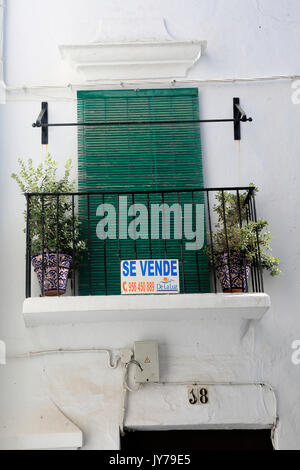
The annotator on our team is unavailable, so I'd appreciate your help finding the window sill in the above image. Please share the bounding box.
[23,293,270,328]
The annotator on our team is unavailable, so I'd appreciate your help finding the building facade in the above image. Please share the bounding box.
[0,0,300,450]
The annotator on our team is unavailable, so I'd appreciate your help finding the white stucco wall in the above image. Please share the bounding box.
[0,0,300,449]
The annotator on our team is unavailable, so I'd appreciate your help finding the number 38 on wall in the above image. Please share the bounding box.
[188,386,209,405]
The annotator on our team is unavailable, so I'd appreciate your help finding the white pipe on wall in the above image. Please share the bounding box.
[0,1,5,103]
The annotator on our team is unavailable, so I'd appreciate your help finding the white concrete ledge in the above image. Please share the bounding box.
[125,383,276,431]
[0,400,82,450]
[23,293,270,328]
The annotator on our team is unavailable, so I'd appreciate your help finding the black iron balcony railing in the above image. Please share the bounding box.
[24,186,264,298]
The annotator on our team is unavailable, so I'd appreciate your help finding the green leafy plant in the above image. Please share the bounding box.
[205,186,281,276]
[11,155,86,263]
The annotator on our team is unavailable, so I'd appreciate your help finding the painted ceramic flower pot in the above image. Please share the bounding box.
[216,252,251,292]
[31,252,72,296]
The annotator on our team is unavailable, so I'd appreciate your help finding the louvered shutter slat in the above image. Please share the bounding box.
[77,89,210,295]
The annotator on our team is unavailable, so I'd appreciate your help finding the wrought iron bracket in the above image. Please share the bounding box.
[233,97,251,140]
[32,101,48,145]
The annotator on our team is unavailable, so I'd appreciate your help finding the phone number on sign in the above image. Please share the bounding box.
[125,281,155,293]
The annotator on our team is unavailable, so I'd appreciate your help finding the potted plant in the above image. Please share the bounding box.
[205,187,280,292]
[12,155,86,296]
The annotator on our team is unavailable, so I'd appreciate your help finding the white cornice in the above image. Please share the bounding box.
[59,40,207,82]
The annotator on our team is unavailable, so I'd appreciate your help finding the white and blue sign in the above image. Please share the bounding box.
[121,259,180,295]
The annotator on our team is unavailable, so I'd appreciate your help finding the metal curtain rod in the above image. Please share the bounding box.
[32,98,253,144]
[24,186,255,197]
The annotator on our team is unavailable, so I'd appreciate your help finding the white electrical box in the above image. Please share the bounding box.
[134,341,159,383]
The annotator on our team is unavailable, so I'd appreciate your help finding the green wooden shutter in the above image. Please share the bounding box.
[77,88,210,295]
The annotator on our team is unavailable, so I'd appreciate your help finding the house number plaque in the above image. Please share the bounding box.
[188,386,209,405]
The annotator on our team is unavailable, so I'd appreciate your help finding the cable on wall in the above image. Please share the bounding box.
[2,73,299,104]
[5,73,300,93]
[8,348,122,369]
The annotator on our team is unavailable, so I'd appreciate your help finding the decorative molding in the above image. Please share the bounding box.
[60,41,206,82]
[59,40,206,81]
[59,16,206,82]
[92,16,174,43]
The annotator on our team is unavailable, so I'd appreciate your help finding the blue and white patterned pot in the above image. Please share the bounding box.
[216,252,251,292]
[32,252,72,296]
